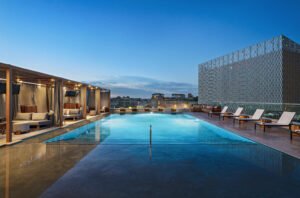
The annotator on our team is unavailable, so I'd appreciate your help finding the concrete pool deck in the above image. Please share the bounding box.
[189,112,300,159]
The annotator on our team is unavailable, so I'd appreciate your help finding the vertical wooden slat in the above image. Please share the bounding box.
[59,81,64,127]
[95,89,101,114]
[108,91,111,112]
[81,86,87,119]
[6,68,12,143]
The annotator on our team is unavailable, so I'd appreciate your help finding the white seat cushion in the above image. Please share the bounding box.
[15,113,32,120]
[63,109,70,115]
[69,109,80,115]
[32,113,48,120]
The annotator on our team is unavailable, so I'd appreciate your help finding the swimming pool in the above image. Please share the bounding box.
[46,113,254,145]
[42,113,300,197]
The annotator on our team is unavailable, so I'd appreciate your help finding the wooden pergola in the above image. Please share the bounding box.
[0,62,109,143]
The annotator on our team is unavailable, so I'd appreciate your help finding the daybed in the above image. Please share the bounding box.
[13,112,52,129]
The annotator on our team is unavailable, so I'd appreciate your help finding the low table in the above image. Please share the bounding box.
[260,118,272,123]
[13,123,30,135]
[257,118,272,129]
[89,110,96,116]
[290,122,300,140]
[239,115,250,119]
[237,115,250,124]
[0,122,5,134]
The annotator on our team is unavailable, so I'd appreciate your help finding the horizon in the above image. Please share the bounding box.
[1,0,300,97]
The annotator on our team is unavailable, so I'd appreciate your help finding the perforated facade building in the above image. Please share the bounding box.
[198,35,300,113]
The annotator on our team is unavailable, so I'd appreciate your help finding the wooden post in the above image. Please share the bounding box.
[107,90,111,112]
[81,86,87,119]
[6,69,12,143]
[95,89,101,114]
[59,81,64,127]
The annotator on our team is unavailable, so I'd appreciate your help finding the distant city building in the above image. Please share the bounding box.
[151,93,164,100]
[187,93,194,99]
[152,93,198,108]
[198,35,300,113]
[111,96,150,108]
[112,93,198,109]
[171,93,185,99]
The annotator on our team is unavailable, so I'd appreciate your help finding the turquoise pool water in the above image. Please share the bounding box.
[46,113,254,145]
[42,113,300,197]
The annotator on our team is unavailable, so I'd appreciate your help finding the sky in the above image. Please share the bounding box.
[0,0,300,97]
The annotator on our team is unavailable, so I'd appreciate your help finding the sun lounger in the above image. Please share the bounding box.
[220,107,243,120]
[233,109,264,125]
[254,111,295,132]
[208,106,228,118]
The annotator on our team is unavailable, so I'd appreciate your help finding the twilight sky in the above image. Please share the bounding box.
[0,0,300,97]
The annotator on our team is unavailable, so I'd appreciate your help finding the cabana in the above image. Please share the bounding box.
[0,62,110,143]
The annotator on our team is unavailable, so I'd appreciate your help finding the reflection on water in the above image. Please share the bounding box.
[46,122,111,145]
[41,144,300,197]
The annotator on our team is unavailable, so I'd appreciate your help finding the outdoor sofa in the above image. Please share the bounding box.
[13,112,52,129]
[63,108,82,120]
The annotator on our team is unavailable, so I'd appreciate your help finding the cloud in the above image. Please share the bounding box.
[86,76,197,98]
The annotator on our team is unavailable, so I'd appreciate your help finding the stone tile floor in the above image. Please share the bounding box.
[190,112,300,159]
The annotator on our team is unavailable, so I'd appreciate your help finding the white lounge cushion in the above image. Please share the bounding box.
[221,106,228,113]
[63,109,70,115]
[69,109,80,115]
[64,114,80,118]
[15,113,32,120]
[233,107,243,116]
[32,113,48,120]
[89,110,96,116]
[251,109,264,120]
[277,112,295,125]
[13,120,32,124]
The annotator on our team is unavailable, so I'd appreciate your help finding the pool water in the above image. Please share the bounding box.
[46,113,253,145]
[41,113,300,197]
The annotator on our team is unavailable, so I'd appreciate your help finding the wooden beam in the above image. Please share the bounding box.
[59,81,64,127]
[81,86,87,119]
[6,68,12,143]
[95,89,101,114]
[107,91,111,112]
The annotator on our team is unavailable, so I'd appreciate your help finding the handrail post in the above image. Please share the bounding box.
[149,125,152,146]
